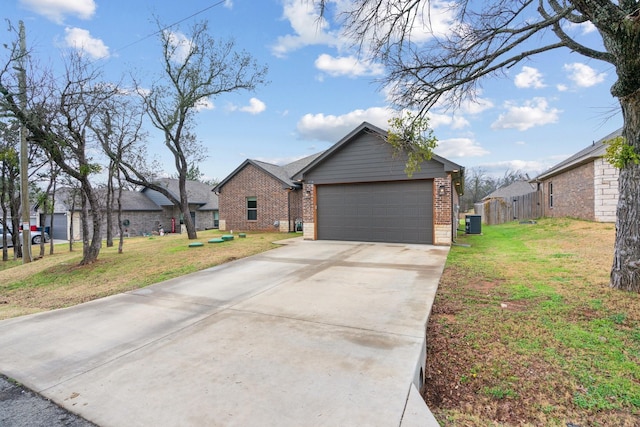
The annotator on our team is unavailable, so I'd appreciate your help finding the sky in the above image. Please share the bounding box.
[2,0,624,182]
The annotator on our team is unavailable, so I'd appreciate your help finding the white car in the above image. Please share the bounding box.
[0,228,50,248]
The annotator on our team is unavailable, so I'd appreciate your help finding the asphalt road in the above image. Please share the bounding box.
[0,375,95,427]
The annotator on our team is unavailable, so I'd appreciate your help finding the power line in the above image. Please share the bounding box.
[110,0,227,58]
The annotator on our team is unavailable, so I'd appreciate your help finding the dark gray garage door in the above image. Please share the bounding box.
[43,213,68,240]
[317,180,433,244]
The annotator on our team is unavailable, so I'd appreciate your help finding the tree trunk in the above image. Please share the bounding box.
[179,177,197,239]
[611,91,640,292]
[105,162,114,247]
[79,179,102,265]
[117,182,124,254]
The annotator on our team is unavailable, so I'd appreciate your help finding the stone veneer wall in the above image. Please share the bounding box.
[593,158,618,223]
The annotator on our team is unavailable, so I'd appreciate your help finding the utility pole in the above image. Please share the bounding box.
[18,21,32,263]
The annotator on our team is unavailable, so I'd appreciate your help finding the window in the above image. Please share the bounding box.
[549,182,554,208]
[213,211,219,228]
[247,197,257,220]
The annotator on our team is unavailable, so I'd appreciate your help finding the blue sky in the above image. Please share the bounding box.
[3,0,623,182]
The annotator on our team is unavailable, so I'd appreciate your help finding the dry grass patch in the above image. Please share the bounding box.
[424,218,639,427]
[0,230,293,320]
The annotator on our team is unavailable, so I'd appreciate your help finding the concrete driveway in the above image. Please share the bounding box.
[0,238,447,426]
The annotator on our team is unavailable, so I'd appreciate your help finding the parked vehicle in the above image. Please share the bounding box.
[0,228,50,248]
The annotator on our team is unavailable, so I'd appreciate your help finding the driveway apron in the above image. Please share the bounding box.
[0,239,447,426]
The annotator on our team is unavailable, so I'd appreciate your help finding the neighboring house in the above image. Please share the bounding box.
[534,128,622,223]
[477,180,542,225]
[141,178,219,232]
[482,180,536,201]
[41,179,218,240]
[215,122,465,245]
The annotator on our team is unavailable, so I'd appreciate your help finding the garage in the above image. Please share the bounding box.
[293,122,464,246]
[317,181,433,244]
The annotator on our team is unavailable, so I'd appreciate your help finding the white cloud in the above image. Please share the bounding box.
[296,107,394,141]
[223,0,233,9]
[491,97,561,131]
[480,159,547,176]
[194,97,214,111]
[458,97,494,115]
[563,63,607,87]
[164,30,193,64]
[64,27,109,59]
[434,137,489,158]
[271,0,339,57]
[228,98,266,115]
[314,54,384,78]
[20,0,96,23]
[240,98,266,114]
[427,112,469,130]
[404,0,460,43]
[556,83,568,92]
[514,66,545,89]
[566,21,596,35]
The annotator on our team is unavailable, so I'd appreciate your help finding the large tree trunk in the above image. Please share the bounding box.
[611,92,640,292]
[80,180,102,265]
[179,176,197,239]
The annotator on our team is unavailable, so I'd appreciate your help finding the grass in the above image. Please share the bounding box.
[423,218,640,426]
[0,229,294,320]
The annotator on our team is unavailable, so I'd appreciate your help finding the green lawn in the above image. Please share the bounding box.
[0,229,293,320]
[424,218,639,427]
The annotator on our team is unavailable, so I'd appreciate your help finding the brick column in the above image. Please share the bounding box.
[434,176,452,245]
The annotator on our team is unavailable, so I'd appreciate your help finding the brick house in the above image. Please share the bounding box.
[213,154,323,233]
[215,122,465,245]
[140,178,219,232]
[534,128,622,222]
[44,179,218,240]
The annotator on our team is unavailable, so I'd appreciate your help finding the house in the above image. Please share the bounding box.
[482,180,536,201]
[141,178,219,232]
[215,122,465,245]
[42,179,218,240]
[533,128,622,223]
[213,153,323,233]
[477,180,542,225]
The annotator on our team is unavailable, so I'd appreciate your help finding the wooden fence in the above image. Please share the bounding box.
[474,191,544,225]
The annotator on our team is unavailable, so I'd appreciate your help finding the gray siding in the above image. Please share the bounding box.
[304,132,447,184]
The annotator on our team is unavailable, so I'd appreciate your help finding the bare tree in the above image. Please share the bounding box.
[0,36,118,264]
[91,93,146,253]
[320,0,640,292]
[134,19,268,239]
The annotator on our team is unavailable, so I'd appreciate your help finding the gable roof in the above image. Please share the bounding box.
[483,180,536,201]
[51,187,163,212]
[214,152,324,193]
[293,121,463,180]
[291,121,465,194]
[142,178,218,210]
[535,127,623,181]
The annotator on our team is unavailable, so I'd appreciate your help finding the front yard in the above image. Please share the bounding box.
[0,230,290,320]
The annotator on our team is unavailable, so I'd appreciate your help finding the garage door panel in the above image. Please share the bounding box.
[317,181,433,244]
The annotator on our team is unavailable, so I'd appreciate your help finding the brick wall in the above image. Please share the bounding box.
[218,164,301,231]
[593,158,618,222]
[542,161,595,221]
